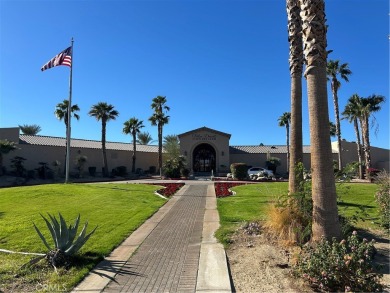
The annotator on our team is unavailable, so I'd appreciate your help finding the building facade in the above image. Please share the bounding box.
[0,127,388,177]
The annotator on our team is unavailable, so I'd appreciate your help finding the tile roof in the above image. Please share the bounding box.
[19,135,159,153]
[230,145,337,154]
[19,135,338,154]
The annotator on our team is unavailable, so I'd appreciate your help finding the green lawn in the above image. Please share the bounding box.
[216,182,381,245]
[0,183,167,292]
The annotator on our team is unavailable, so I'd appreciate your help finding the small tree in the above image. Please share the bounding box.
[0,139,17,175]
[10,156,26,177]
[75,155,87,178]
[266,157,281,174]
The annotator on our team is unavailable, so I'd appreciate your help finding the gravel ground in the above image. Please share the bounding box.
[226,224,389,293]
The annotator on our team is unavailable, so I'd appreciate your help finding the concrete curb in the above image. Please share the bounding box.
[72,186,187,292]
[196,184,232,292]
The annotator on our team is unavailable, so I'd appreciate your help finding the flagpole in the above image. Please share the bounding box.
[65,38,74,183]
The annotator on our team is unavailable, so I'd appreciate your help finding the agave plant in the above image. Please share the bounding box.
[33,213,97,268]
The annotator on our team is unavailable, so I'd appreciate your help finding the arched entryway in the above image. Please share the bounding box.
[192,143,216,173]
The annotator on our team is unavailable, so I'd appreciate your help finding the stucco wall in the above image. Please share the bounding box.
[2,143,158,177]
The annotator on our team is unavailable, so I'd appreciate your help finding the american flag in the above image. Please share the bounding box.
[41,46,72,71]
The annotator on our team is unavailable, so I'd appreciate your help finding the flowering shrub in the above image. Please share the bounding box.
[292,231,383,292]
[214,182,246,198]
[147,183,184,197]
[374,170,390,229]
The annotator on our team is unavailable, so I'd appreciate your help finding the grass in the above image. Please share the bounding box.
[0,183,167,292]
[216,182,381,246]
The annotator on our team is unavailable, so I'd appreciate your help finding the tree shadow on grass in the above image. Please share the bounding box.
[337,202,376,209]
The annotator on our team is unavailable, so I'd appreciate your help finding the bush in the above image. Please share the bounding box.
[230,163,247,180]
[149,166,156,174]
[374,170,390,229]
[292,231,383,292]
[10,156,26,177]
[163,156,187,178]
[111,166,127,177]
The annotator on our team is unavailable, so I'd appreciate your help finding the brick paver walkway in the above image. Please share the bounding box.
[103,184,207,293]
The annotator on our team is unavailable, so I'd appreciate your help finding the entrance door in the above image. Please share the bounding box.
[193,143,216,172]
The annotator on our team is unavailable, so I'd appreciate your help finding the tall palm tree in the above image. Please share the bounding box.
[286,0,304,194]
[54,99,80,127]
[299,0,341,241]
[149,96,170,174]
[137,131,155,145]
[19,124,42,135]
[89,102,119,177]
[278,112,291,173]
[123,117,144,173]
[359,94,385,177]
[54,100,80,171]
[326,60,352,170]
[342,94,364,179]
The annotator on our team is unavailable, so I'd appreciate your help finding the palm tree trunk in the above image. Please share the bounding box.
[287,0,303,194]
[353,118,363,179]
[158,123,163,174]
[300,0,341,241]
[331,86,343,170]
[102,121,108,177]
[289,74,303,193]
[286,125,290,173]
[361,115,371,177]
[132,133,136,173]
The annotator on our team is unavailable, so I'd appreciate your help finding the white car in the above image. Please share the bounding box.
[247,167,274,178]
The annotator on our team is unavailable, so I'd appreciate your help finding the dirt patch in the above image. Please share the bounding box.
[226,224,390,293]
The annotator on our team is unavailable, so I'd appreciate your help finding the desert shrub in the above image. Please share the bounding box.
[292,231,383,292]
[230,163,247,180]
[374,170,390,229]
[265,188,312,246]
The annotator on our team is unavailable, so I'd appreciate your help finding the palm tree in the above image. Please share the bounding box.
[359,94,385,178]
[300,0,341,241]
[278,112,291,173]
[286,0,304,194]
[326,60,352,170]
[19,124,42,135]
[54,99,80,127]
[0,139,17,176]
[163,134,180,161]
[137,131,155,145]
[329,121,337,138]
[89,102,119,177]
[149,96,170,174]
[342,94,364,179]
[123,117,144,173]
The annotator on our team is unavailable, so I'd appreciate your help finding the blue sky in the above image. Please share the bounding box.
[0,0,388,149]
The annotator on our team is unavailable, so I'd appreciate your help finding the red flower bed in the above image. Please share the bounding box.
[147,183,185,197]
[214,182,246,198]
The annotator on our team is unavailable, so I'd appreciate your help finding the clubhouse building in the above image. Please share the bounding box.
[1,126,389,177]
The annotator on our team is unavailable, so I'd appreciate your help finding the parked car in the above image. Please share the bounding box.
[247,167,274,178]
